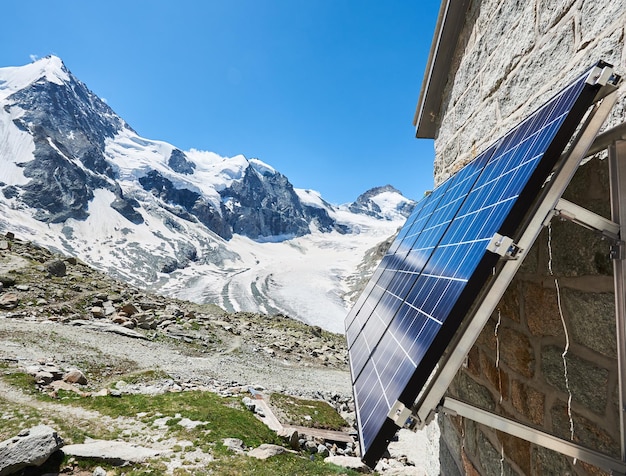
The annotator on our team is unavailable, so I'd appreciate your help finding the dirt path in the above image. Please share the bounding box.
[0,318,352,398]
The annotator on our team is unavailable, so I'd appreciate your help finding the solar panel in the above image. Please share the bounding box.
[346,62,614,467]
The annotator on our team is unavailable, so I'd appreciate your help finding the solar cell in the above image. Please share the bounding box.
[346,62,611,467]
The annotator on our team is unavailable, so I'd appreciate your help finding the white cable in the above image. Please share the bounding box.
[548,224,575,445]
[495,308,503,404]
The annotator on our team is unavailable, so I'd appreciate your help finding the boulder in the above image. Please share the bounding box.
[63,369,88,385]
[247,443,286,460]
[0,425,64,476]
[324,455,371,473]
[45,259,66,277]
[121,303,139,316]
[0,293,19,309]
[222,438,245,453]
[317,443,330,456]
[0,274,16,287]
[62,439,165,464]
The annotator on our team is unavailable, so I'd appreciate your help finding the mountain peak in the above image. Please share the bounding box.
[349,185,415,221]
[0,55,70,100]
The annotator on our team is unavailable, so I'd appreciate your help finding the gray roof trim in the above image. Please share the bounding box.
[414,0,472,139]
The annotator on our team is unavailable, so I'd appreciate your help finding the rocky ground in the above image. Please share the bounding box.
[0,234,439,475]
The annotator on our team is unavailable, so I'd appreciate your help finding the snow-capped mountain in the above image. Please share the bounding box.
[0,56,416,333]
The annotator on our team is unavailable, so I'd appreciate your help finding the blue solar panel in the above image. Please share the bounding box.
[346,63,609,467]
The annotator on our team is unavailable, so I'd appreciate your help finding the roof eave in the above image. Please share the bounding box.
[414,0,472,139]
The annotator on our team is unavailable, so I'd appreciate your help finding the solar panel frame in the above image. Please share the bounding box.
[346,62,614,468]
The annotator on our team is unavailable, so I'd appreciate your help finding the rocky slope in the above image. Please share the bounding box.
[0,232,349,383]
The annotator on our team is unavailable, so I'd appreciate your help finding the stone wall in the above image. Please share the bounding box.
[432,0,626,474]
[434,0,626,184]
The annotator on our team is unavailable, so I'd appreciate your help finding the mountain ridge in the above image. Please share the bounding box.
[0,56,417,332]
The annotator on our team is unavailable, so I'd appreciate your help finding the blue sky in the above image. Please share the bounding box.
[1,1,440,204]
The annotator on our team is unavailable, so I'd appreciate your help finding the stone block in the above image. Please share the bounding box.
[481,4,535,98]
[541,346,609,414]
[498,284,520,324]
[455,372,496,412]
[499,327,535,378]
[461,449,482,476]
[549,220,611,277]
[466,346,482,378]
[464,418,478,458]
[510,379,545,426]
[524,281,563,337]
[537,0,577,34]
[476,430,517,476]
[439,413,463,460]
[580,0,625,47]
[499,20,576,121]
[475,317,497,352]
[550,400,619,457]
[532,445,574,475]
[478,350,509,402]
[497,430,532,476]
[439,435,464,476]
[563,288,616,358]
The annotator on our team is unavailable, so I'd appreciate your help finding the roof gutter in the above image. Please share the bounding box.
[414,0,472,139]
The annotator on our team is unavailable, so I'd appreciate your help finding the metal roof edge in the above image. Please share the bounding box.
[414,0,472,139]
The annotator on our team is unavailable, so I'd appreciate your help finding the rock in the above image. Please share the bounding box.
[70,319,149,340]
[304,440,318,453]
[324,455,371,472]
[107,294,123,303]
[247,443,286,460]
[93,467,107,476]
[0,293,19,309]
[91,306,105,318]
[62,439,165,464]
[317,443,330,456]
[121,303,139,315]
[34,371,55,385]
[0,275,16,287]
[63,369,88,385]
[242,396,256,412]
[45,259,66,277]
[223,438,245,453]
[0,425,64,476]
[49,380,88,397]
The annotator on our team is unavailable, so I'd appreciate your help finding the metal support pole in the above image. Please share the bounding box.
[608,139,626,462]
[441,397,626,475]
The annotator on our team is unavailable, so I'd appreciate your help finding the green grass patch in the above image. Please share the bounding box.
[0,395,45,440]
[55,389,281,455]
[112,368,171,386]
[206,452,365,475]
[269,393,347,430]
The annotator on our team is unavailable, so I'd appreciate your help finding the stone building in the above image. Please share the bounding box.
[414,0,626,474]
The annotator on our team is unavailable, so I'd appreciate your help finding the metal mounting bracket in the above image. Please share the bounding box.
[388,401,414,428]
[487,233,522,259]
[553,198,620,241]
[611,241,626,261]
[587,63,620,87]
